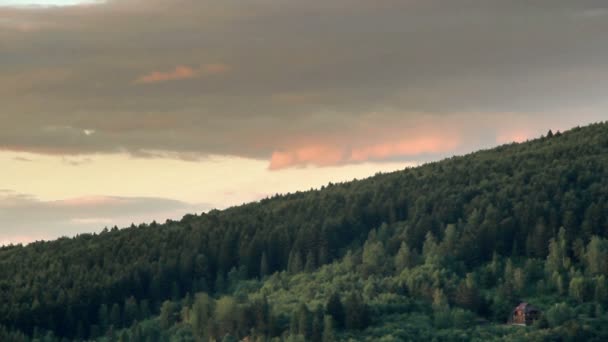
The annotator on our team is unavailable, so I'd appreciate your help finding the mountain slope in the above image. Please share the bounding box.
[1,121,608,341]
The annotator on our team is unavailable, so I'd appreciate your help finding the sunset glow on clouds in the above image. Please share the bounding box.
[0,151,410,244]
[134,64,231,84]
[135,66,197,84]
[1,0,608,243]
[269,136,461,170]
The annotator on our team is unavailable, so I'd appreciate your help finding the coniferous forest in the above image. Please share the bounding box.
[2,122,608,341]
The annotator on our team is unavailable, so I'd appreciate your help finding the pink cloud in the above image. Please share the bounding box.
[134,63,230,84]
[269,135,460,170]
[135,65,196,84]
[350,137,460,162]
[270,145,345,170]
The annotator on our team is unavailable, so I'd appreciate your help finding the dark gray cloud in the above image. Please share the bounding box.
[0,190,205,244]
[1,0,607,165]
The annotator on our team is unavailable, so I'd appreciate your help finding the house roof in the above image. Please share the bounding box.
[513,302,539,313]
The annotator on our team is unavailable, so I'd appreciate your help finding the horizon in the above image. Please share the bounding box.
[2,0,608,244]
[0,124,595,247]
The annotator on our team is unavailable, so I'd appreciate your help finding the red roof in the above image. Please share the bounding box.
[514,302,539,313]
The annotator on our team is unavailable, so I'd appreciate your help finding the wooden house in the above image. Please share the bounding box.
[509,302,541,326]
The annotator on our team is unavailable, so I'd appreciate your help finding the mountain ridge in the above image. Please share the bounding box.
[1,120,608,341]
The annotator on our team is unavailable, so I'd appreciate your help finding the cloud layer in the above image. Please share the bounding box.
[134,64,230,84]
[1,0,607,168]
[0,190,202,245]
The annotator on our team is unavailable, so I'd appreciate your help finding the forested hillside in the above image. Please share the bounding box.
[2,122,608,341]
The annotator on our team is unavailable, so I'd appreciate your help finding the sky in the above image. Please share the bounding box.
[0,0,101,6]
[1,0,607,245]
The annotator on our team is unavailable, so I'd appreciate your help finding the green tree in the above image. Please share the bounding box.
[124,296,138,327]
[394,241,414,273]
[342,250,355,272]
[98,304,109,331]
[344,293,369,330]
[296,303,311,338]
[569,277,588,303]
[362,239,386,276]
[423,232,441,266]
[545,303,574,328]
[260,252,270,278]
[586,236,608,276]
[110,303,122,328]
[139,299,151,320]
[215,296,238,336]
[159,301,179,329]
[325,293,345,329]
[454,273,480,312]
[289,310,299,337]
[190,293,214,339]
[305,250,317,273]
[526,219,550,258]
[595,275,608,305]
[311,306,323,342]
[546,227,570,275]
[322,315,335,342]
[513,267,526,294]
[288,251,303,274]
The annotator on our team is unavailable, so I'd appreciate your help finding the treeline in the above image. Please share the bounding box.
[119,290,367,342]
[1,121,608,340]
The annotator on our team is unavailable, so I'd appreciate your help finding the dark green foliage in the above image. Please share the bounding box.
[325,293,345,329]
[296,303,312,338]
[2,121,608,340]
[343,293,369,330]
[158,300,179,329]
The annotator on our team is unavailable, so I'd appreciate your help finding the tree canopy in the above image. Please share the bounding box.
[2,122,608,341]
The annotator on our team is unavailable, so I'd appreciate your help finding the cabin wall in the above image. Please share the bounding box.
[512,310,525,324]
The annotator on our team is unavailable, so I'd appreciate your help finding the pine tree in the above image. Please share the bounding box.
[305,250,317,272]
[123,296,138,327]
[594,276,608,305]
[325,293,345,329]
[297,303,311,338]
[98,304,109,332]
[110,303,122,328]
[454,274,480,312]
[395,241,413,273]
[159,301,178,329]
[344,293,369,330]
[215,296,238,336]
[322,315,335,342]
[288,251,303,274]
[139,299,151,320]
[191,293,214,339]
[569,277,588,303]
[311,305,324,342]
[432,289,450,328]
[289,311,299,336]
[260,252,269,278]
[586,236,608,276]
[422,232,441,266]
[546,227,570,275]
[362,239,386,276]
